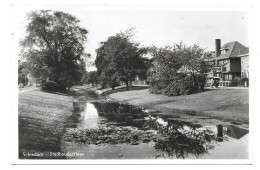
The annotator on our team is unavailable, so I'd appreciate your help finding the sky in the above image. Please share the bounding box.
[12,4,249,71]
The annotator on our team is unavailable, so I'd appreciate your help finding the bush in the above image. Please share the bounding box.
[149,74,205,96]
[161,81,179,96]
[149,79,170,94]
[41,81,62,92]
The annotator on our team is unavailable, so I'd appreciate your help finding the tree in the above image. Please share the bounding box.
[20,10,88,91]
[18,60,30,85]
[95,38,120,90]
[148,44,184,82]
[148,43,209,96]
[136,57,153,82]
[95,28,148,90]
[178,44,208,89]
[81,71,98,87]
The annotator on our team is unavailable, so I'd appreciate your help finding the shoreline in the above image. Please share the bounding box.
[107,88,249,124]
[18,85,249,160]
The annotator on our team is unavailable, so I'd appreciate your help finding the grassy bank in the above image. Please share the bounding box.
[18,89,74,159]
[109,88,249,123]
[101,85,150,95]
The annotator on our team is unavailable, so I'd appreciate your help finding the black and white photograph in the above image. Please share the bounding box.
[9,0,258,165]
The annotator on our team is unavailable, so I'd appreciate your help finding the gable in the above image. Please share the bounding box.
[230,42,249,58]
[217,41,249,60]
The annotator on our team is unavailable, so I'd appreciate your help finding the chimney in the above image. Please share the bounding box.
[215,39,221,67]
[215,39,221,57]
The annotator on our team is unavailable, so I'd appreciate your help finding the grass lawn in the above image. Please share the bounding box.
[18,89,74,159]
[109,88,249,123]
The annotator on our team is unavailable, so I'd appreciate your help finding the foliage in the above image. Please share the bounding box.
[136,57,153,81]
[41,81,60,92]
[18,76,28,86]
[81,71,98,87]
[20,10,88,91]
[148,43,208,96]
[95,28,149,90]
[18,60,30,85]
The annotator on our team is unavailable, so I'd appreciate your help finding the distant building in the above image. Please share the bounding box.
[27,73,36,85]
[205,39,249,87]
[132,75,147,85]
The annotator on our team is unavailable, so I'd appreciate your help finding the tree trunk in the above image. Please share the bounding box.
[112,79,116,90]
[200,84,204,92]
[125,80,129,91]
[130,80,132,89]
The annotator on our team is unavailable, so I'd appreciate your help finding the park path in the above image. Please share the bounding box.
[18,84,37,93]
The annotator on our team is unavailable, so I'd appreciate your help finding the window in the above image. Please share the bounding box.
[229,74,233,80]
[221,49,228,55]
[224,74,228,80]
[222,67,226,71]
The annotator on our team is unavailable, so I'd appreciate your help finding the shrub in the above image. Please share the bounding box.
[149,79,169,94]
[149,73,205,96]
[162,81,179,96]
[41,81,62,92]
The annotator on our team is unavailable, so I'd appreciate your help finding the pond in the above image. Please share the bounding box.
[60,89,249,159]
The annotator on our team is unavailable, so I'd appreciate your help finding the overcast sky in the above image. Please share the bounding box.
[12,4,249,70]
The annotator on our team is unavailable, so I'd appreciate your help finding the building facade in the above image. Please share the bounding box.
[239,54,249,79]
[205,39,249,87]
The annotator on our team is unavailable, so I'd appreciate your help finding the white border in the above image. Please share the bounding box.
[8,0,258,166]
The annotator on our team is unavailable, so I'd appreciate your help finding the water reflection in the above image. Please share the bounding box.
[225,125,249,139]
[92,101,146,128]
[64,98,249,159]
[217,125,224,142]
[144,117,217,158]
[77,103,99,130]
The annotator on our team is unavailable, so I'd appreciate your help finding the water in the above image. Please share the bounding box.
[60,89,249,159]
[77,103,99,130]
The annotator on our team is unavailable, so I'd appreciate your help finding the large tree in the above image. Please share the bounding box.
[95,29,148,90]
[20,10,88,91]
[148,43,209,96]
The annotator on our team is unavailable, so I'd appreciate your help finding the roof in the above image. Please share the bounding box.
[217,41,249,60]
[204,41,249,61]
